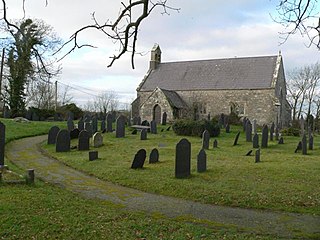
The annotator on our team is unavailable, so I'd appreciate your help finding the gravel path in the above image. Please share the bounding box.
[6,135,320,239]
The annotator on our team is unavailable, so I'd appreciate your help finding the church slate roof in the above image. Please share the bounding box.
[160,88,188,109]
[138,55,279,92]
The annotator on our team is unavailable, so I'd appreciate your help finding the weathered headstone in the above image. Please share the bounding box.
[233,131,240,146]
[246,150,253,156]
[89,151,98,161]
[255,149,260,163]
[67,111,74,121]
[219,113,225,127]
[84,122,93,137]
[261,125,268,148]
[309,135,313,150]
[225,123,230,133]
[106,114,113,133]
[253,133,259,148]
[131,149,146,169]
[253,119,257,135]
[128,117,132,127]
[92,116,98,134]
[275,125,280,141]
[175,138,191,178]
[242,117,247,132]
[78,120,84,131]
[101,120,106,132]
[116,115,126,138]
[278,137,284,144]
[197,149,207,173]
[162,112,167,125]
[149,148,159,163]
[56,130,70,152]
[295,141,302,153]
[93,132,103,148]
[245,120,252,142]
[213,139,218,148]
[70,128,80,139]
[150,120,157,134]
[302,134,307,155]
[78,130,90,151]
[140,129,147,140]
[270,122,275,141]
[202,130,210,150]
[47,126,60,145]
[166,126,171,131]
[0,122,5,166]
[67,118,74,132]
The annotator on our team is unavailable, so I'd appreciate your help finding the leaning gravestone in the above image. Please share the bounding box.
[197,149,207,173]
[246,150,253,156]
[140,129,147,140]
[0,122,5,166]
[106,114,113,133]
[93,132,103,148]
[309,135,313,150]
[78,130,90,151]
[253,133,259,148]
[302,134,307,155]
[175,138,191,178]
[233,131,240,146]
[56,130,70,152]
[131,149,146,169]
[78,120,84,131]
[255,149,260,163]
[202,130,210,150]
[84,122,93,137]
[116,115,126,138]
[47,126,60,145]
[162,112,167,125]
[67,118,74,132]
[295,141,302,153]
[261,125,268,148]
[70,128,80,139]
[149,148,159,163]
[270,122,275,141]
[150,120,157,134]
[245,120,252,142]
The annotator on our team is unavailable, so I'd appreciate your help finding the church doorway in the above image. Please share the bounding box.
[153,104,161,124]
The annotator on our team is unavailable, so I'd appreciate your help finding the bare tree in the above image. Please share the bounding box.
[58,84,74,106]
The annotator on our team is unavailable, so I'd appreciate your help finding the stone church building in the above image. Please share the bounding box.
[132,44,291,127]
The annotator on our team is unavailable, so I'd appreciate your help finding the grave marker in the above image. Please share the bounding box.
[140,129,147,140]
[175,139,191,178]
[302,134,307,155]
[116,115,126,138]
[245,120,252,142]
[93,132,103,148]
[56,130,70,152]
[270,122,275,141]
[233,131,240,146]
[47,126,60,145]
[89,151,98,161]
[106,114,113,132]
[253,133,259,148]
[162,112,167,125]
[67,118,74,132]
[78,130,90,151]
[213,139,218,148]
[149,148,159,163]
[70,128,80,139]
[261,125,268,148]
[150,120,157,134]
[197,149,207,173]
[202,130,210,150]
[84,122,93,137]
[255,149,260,163]
[131,149,146,169]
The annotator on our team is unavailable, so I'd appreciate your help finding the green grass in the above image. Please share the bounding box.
[44,124,320,215]
[1,118,278,239]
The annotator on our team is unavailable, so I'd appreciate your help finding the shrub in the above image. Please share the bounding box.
[281,127,300,136]
[172,119,220,137]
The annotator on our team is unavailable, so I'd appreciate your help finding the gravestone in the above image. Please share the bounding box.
[89,151,98,161]
[225,124,230,133]
[255,149,260,163]
[92,116,98,134]
[84,122,93,137]
[32,112,40,121]
[3,106,10,119]
[302,134,307,155]
[175,139,191,178]
[101,120,106,132]
[106,114,113,133]
[166,126,171,131]
[278,137,284,144]
[197,149,207,173]
[78,120,84,131]
[270,122,275,141]
[0,122,5,166]
[202,130,210,150]
[93,132,103,148]
[136,116,142,125]
[141,120,150,126]
[131,149,146,169]
[67,111,74,120]
[84,115,91,123]
[246,150,253,156]
[128,118,132,127]
[133,116,139,125]
[242,117,247,132]
[253,133,259,148]
[150,120,157,134]
[56,130,70,152]
[53,113,60,121]
[26,169,35,184]
[233,131,240,146]
[67,118,74,132]
[149,148,159,163]
[140,129,147,140]
[309,135,313,150]
[295,141,302,153]
[253,119,257,135]
[131,129,137,135]
[219,114,225,127]
[116,115,126,138]
[70,128,80,139]
[245,120,252,142]
[162,112,167,125]
[261,125,268,148]
[78,130,90,151]
[275,125,280,141]
[47,126,60,145]
[213,139,218,148]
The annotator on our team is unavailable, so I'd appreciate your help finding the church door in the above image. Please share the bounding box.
[153,104,161,124]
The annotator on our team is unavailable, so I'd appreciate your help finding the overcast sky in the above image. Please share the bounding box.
[5,0,320,107]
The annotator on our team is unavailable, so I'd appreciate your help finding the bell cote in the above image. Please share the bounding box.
[150,43,161,70]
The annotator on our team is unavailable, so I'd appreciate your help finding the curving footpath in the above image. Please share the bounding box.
[6,135,320,239]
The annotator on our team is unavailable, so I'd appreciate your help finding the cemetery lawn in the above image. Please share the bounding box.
[1,119,276,239]
[44,124,320,215]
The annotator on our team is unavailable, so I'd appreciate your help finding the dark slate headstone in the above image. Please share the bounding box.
[56,130,70,152]
[106,114,113,133]
[302,134,307,155]
[202,130,210,150]
[25,109,32,120]
[270,122,275,141]
[245,120,252,142]
[175,139,191,178]
[84,115,91,123]
[67,118,74,132]
[261,125,268,148]
[131,129,138,135]
[116,115,126,138]
[253,119,257,135]
[150,120,157,134]
[233,131,240,146]
[0,122,5,166]
[197,149,207,173]
[275,125,279,141]
[140,129,147,140]
[133,116,138,125]
[92,116,98,134]
[78,120,84,131]
[78,130,90,151]
[219,113,225,128]
[213,139,218,148]
[255,149,260,163]
[26,169,35,184]
[48,126,60,145]
[162,112,167,125]
[84,122,93,137]
[246,150,253,156]
[166,126,171,131]
[225,124,230,133]
[89,151,98,161]
[70,128,80,139]
[309,135,313,150]
[253,133,259,148]
[278,137,284,144]
[295,141,302,153]
[149,148,159,164]
[93,132,103,148]
[131,149,146,169]
[141,120,150,126]
[67,111,74,120]
[101,120,106,132]
[242,117,247,132]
